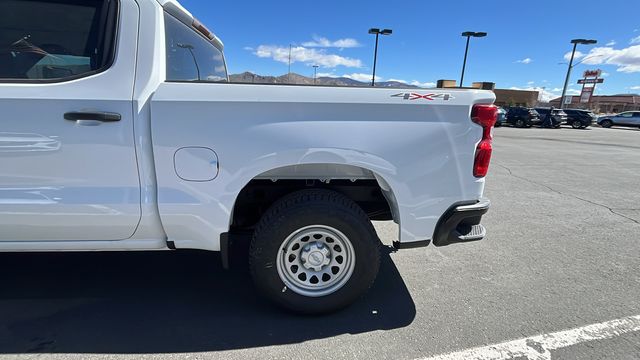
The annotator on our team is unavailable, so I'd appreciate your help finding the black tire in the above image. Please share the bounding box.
[249,189,381,314]
[515,119,526,128]
[494,121,502,128]
[600,120,613,128]
[571,120,582,129]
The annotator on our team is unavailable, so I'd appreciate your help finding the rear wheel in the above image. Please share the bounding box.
[515,119,526,128]
[571,120,583,129]
[249,189,381,314]
[600,120,613,128]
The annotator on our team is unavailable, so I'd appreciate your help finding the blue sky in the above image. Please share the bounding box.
[180,0,639,100]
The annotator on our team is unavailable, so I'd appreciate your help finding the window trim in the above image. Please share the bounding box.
[0,0,121,84]
[163,11,229,84]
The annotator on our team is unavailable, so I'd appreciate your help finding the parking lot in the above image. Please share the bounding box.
[0,126,639,360]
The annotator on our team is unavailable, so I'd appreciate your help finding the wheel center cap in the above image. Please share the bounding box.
[308,251,324,266]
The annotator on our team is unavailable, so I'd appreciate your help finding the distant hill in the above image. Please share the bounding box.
[229,72,420,88]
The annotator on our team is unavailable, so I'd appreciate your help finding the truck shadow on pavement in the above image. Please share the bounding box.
[0,247,415,354]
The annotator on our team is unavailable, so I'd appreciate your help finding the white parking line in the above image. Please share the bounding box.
[418,314,640,360]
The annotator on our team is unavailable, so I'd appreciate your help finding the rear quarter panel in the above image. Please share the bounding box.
[150,83,495,250]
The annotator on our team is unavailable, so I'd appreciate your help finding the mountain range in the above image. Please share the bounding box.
[229,72,420,88]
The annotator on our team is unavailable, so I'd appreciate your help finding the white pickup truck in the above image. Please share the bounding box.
[0,0,496,313]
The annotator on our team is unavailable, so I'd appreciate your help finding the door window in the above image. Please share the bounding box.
[164,13,228,83]
[0,0,117,81]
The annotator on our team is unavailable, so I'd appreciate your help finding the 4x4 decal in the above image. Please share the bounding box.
[391,93,453,101]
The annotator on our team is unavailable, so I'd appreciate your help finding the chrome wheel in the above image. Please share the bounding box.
[276,225,355,297]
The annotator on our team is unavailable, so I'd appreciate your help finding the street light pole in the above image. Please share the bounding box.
[368,28,392,87]
[313,65,319,85]
[288,44,292,83]
[177,43,200,81]
[459,31,487,88]
[371,32,379,87]
[559,38,597,109]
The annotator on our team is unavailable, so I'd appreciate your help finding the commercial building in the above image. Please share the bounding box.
[436,80,540,107]
[493,89,540,107]
[549,94,640,114]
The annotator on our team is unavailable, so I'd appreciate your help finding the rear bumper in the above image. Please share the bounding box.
[432,198,490,247]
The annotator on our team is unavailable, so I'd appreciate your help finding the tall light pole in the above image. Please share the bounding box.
[313,65,319,85]
[368,28,392,87]
[177,43,200,81]
[459,31,487,87]
[288,44,292,83]
[560,38,597,109]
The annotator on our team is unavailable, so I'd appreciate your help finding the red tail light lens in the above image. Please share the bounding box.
[471,104,498,178]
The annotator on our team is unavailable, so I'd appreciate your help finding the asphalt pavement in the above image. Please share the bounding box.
[0,126,639,360]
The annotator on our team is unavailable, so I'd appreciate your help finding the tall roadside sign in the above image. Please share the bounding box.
[578,70,604,104]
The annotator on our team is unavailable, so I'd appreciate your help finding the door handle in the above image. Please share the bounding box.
[64,111,121,122]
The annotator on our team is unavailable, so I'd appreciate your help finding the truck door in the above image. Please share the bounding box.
[0,0,141,241]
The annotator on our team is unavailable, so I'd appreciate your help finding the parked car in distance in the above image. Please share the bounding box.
[534,108,567,128]
[597,111,640,129]
[563,109,596,129]
[504,107,541,127]
[495,107,507,127]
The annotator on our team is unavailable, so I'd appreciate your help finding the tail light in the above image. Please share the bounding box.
[471,104,498,178]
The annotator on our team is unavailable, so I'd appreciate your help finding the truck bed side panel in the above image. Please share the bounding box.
[150,83,494,250]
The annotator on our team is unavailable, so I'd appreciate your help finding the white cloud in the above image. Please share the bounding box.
[527,81,535,85]
[579,45,640,73]
[552,87,562,92]
[516,58,533,64]
[600,72,610,77]
[410,80,436,88]
[302,36,361,48]
[629,86,640,90]
[564,50,585,62]
[342,73,380,82]
[243,46,254,51]
[386,78,408,83]
[606,40,616,46]
[254,45,363,68]
[631,36,640,44]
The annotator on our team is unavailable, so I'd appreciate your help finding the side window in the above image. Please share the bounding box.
[620,112,633,118]
[164,13,228,83]
[0,0,117,81]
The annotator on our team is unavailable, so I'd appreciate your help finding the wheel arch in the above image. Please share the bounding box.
[228,161,401,230]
